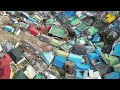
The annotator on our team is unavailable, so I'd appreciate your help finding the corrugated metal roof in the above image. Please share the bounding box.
[41,51,54,65]
[68,53,83,63]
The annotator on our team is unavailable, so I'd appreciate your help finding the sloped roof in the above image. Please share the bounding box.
[8,48,23,64]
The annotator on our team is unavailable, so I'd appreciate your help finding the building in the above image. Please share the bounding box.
[13,70,27,79]
[104,71,120,79]
[52,55,66,68]
[38,34,52,43]
[74,69,83,79]
[88,53,100,61]
[54,49,69,58]
[40,51,54,65]
[0,54,13,79]
[27,25,40,36]
[48,25,68,39]
[8,48,24,64]
[2,42,14,52]
[34,73,44,79]
[3,25,14,33]
[24,65,37,79]
[68,53,83,64]
[63,11,76,19]
[49,38,65,47]
[33,61,47,73]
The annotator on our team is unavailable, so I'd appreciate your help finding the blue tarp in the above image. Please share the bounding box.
[64,11,76,18]
[52,55,66,68]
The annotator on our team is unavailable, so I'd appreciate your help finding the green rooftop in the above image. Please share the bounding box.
[60,43,73,52]
[76,37,88,45]
[47,18,56,25]
[88,26,99,35]
[102,54,119,67]
[50,39,65,47]
[77,22,89,31]
[54,49,69,58]
[13,70,27,79]
[70,17,81,26]
[33,15,41,22]
[34,74,43,79]
[113,64,120,72]
[49,26,67,38]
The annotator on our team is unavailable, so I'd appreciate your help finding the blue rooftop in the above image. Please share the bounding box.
[52,55,66,68]
[27,17,36,23]
[64,11,76,18]
[74,69,83,79]
[113,43,120,57]
[75,61,91,70]
[92,34,101,43]
[68,53,83,63]
[88,53,99,61]
[41,51,54,65]
[104,71,120,79]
